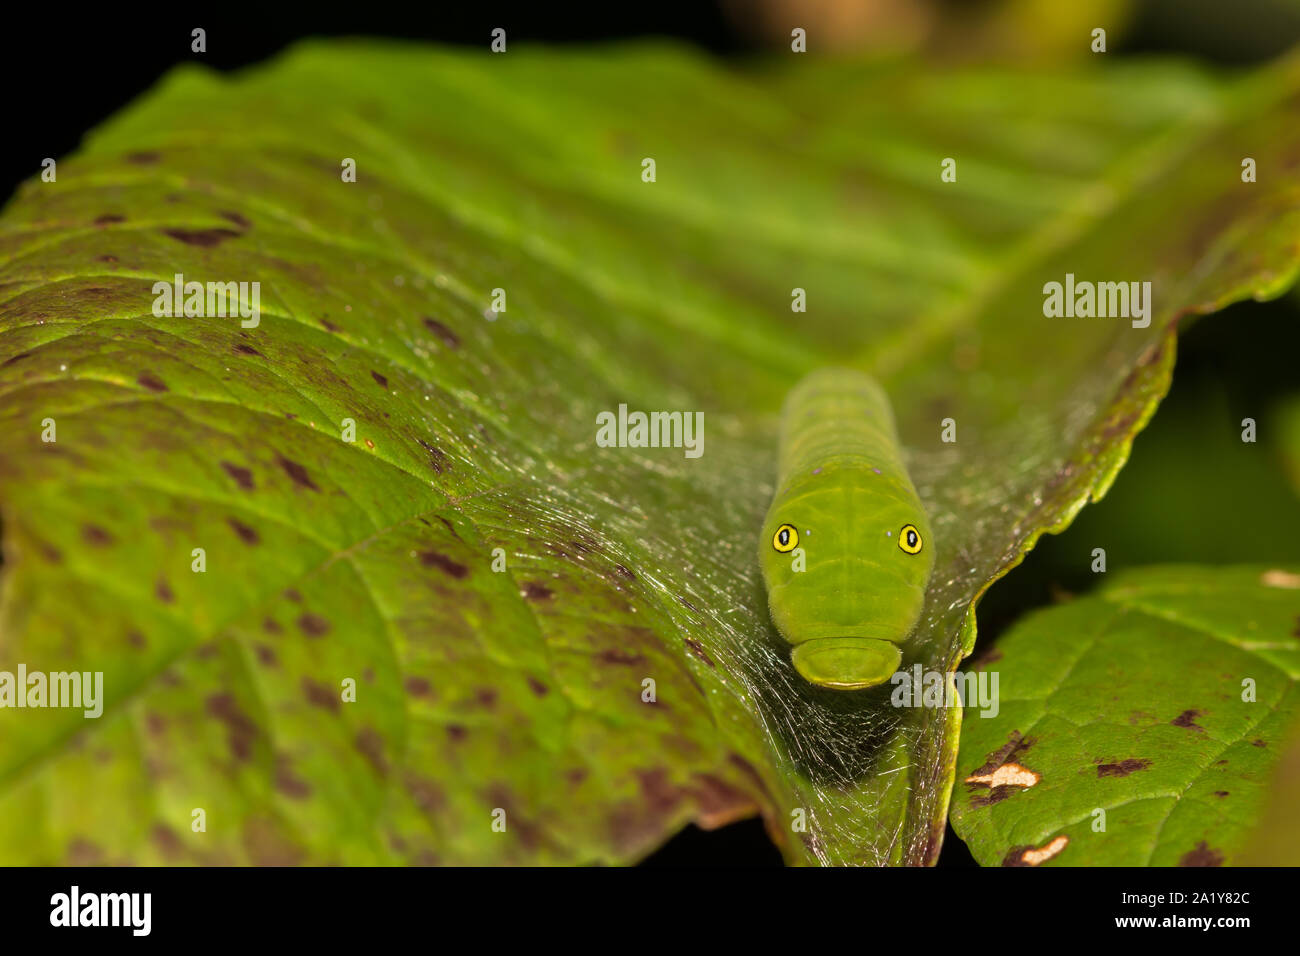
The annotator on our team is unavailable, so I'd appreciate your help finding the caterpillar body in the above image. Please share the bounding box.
[759,368,934,690]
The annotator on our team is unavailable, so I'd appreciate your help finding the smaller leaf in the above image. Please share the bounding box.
[951,566,1300,867]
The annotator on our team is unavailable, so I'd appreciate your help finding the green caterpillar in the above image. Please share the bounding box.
[759,368,934,690]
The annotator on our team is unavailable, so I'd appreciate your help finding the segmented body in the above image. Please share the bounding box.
[759,368,934,689]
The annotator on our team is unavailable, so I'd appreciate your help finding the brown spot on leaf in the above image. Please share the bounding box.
[447,724,467,742]
[277,456,319,491]
[405,774,446,817]
[1002,835,1069,867]
[684,638,715,668]
[967,761,1040,789]
[476,688,498,708]
[97,254,119,263]
[296,613,330,638]
[1214,790,1229,798]
[82,524,114,546]
[137,372,168,392]
[419,550,468,578]
[973,732,1036,777]
[220,210,252,229]
[355,727,389,776]
[485,785,543,852]
[151,824,183,862]
[155,578,174,603]
[965,761,1041,808]
[275,756,312,799]
[371,370,389,388]
[67,838,104,865]
[404,676,431,697]
[233,343,262,356]
[93,213,125,225]
[162,227,242,247]
[521,581,553,601]
[1098,758,1151,778]
[254,644,278,667]
[599,648,645,666]
[1172,709,1205,732]
[221,460,255,490]
[126,151,160,164]
[226,516,260,545]
[423,317,460,348]
[3,351,32,366]
[1252,738,1267,748]
[527,677,549,696]
[416,438,449,474]
[262,616,282,635]
[283,588,302,603]
[242,816,304,866]
[637,768,683,816]
[969,787,1014,809]
[301,678,339,712]
[1180,841,1224,867]
[613,564,636,581]
[206,693,258,761]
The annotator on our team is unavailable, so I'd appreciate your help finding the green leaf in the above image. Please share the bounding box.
[2,42,1300,865]
[951,566,1300,867]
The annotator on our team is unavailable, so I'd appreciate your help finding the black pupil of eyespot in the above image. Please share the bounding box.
[907,530,917,545]
[779,529,788,544]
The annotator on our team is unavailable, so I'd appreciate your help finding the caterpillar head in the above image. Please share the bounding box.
[759,464,934,685]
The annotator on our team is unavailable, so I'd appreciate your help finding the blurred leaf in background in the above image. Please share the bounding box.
[724,0,1300,64]
[724,0,1134,62]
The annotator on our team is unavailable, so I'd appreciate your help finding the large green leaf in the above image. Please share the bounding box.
[2,42,1300,865]
[951,566,1300,866]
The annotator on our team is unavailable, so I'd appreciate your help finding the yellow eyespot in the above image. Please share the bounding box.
[773,523,798,553]
[899,524,923,554]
